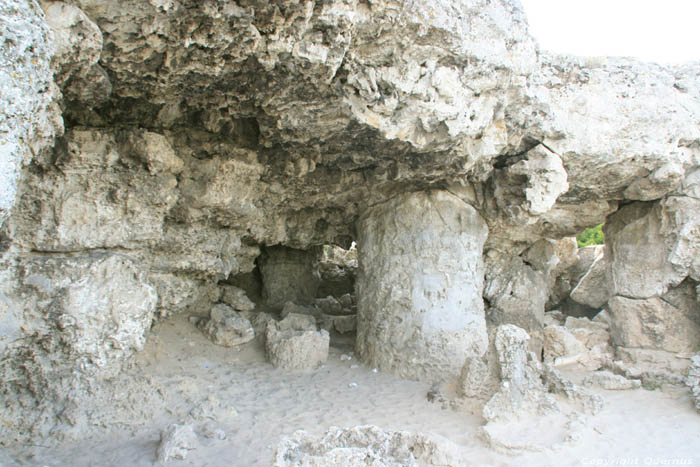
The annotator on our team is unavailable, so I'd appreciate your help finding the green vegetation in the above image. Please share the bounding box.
[577,223,605,248]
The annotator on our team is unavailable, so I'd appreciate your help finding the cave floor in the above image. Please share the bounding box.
[5,313,699,466]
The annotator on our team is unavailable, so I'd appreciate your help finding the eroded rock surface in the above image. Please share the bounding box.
[274,425,464,467]
[0,0,699,448]
[356,190,489,382]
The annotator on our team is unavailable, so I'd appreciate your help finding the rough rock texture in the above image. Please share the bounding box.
[569,251,608,309]
[274,425,463,467]
[198,304,255,348]
[1,0,699,446]
[0,0,61,226]
[484,248,549,352]
[156,423,198,465]
[687,354,700,412]
[356,190,489,382]
[583,371,641,390]
[219,285,256,311]
[608,281,700,354]
[480,324,603,454]
[482,325,557,423]
[265,317,329,371]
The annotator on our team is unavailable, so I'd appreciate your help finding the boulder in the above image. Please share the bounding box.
[265,319,329,371]
[198,304,255,347]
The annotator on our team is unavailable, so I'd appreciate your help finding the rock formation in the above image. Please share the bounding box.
[0,0,699,447]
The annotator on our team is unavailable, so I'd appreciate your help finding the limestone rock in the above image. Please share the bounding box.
[156,424,198,465]
[605,201,699,299]
[483,325,558,423]
[357,190,489,383]
[322,314,357,334]
[687,354,700,412]
[564,317,610,348]
[259,246,319,308]
[608,281,700,353]
[493,144,569,219]
[0,0,61,226]
[198,304,255,348]
[615,348,695,386]
[569,252,609,309]
[543,326,588,367]
[315,296,343,315]
[484,249,548,352]
[41,1,111,105]
[265,319,329,371]
[280,302,322,321]
[12,253,157,377]
[583,371,641,390]
[276,313,317,333]
[220,285,256,312]
[274,425,463,467]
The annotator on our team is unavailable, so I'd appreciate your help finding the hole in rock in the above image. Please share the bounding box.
[215,242,358,352]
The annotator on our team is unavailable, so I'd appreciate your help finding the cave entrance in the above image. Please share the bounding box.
[224,243,358,350]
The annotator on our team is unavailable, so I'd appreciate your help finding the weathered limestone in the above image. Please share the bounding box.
[569,252,609,309]
[0,0,699,448]
[156,424,198,465]
[265,315,329,371]
[483,325,557,423]
[0,0,61,226]
[198,304,255,348]
[608,282,700,354]
[484,249,549,352]
[583,371,641,390]
[41,1,111,106]
[356,190,488,382]
[219,285,256,312]
[687,354,700,412]
[274,425,464,467]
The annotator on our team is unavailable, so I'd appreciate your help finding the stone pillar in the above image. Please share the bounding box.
[356,190,489,382]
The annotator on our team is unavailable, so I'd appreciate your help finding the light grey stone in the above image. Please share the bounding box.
[274,425,464,467]
[199,304,255,348]
[156,424,198,465]
[583,371,641,390]
[356,190,489,383]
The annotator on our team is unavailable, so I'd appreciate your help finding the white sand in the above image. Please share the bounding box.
[7,313,699,466]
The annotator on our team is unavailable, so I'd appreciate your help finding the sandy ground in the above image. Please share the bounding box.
[3,312,699,466]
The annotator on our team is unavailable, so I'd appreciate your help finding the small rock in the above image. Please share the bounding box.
[220,285,256,311]
[348,382,358,388]
[583,370,642,390]
[199,304,255,347]
[340,353,352,361]
[265,319,329,370]
[156,424,198,465]
[315,296,342,314]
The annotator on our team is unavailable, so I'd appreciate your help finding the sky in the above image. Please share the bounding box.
[518,0,700,64]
